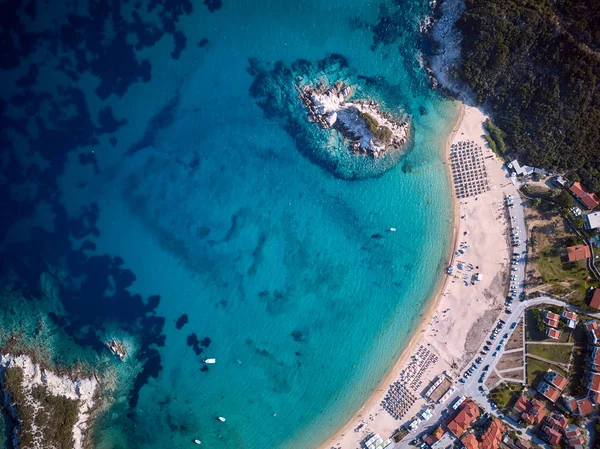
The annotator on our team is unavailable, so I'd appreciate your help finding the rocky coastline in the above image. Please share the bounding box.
[298,81,410,159]
[0,354,98,449]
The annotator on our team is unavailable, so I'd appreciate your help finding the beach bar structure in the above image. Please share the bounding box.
[364,434,393,449]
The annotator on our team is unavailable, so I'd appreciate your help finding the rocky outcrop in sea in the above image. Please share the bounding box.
[248,54,412,180]
[298,81,409,159]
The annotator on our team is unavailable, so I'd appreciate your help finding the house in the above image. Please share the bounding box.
[543,311,560,328]
[570,182,600,210]
[541,425,562,445]
[590,290,600,310]
[515,439,530,449]
[575,398,594,417]
[509,160,533,177]
[446,400,480,437]
[546,413,568,431]
[480,418,504,449]
[424,426,446,448]
[565,425,585,449]
[585,320,600,344]
[585,371,600,403]
[561,310,578,329]
[586,211,600,230]
[567,245,591,262]
[546,328,562,340]
[590,347,600,371]
[545,370,568,391]
[553,175,568,188]
[460,433,479,449]
[514,396,547,425]
[537,382,561,402]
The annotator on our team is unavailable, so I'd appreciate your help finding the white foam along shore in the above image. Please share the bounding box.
[298,81,410,158]
[0,354,98,449]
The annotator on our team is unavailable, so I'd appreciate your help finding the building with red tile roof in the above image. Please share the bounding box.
[480,418,504,449]
[567,245,591,262]
[575,398,594,417]
[515,439,530,449]
[570,182,587,198]
[542,425,562,445]
[517,397,547,425]
[546,413,568,431]
[565,425,585,449]
[424,426,446,447]
[543,311,560,327]
[570,182,600,210]
[586,371,600,403]
[590,290,600,311]
[460,433,479,449]
[447,400,480,437]
[538,382,561,402]
[561,310,578,328]
[545,370,567,391]
[582,193,600,210]
[590,347,600,371]
[546,328,562,340]
[513,395,528,414]
[585,320,600,344]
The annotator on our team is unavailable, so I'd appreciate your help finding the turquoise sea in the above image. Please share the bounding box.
[0,0,458,448]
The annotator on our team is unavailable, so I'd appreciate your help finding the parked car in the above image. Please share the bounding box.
[510,322,517,329]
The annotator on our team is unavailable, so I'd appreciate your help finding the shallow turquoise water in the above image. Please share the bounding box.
[0,0,457,448]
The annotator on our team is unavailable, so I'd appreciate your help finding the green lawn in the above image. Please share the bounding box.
[488,383,523,410]
[527,343,572,364]
[526,357,567,386]
[536,249,592,307]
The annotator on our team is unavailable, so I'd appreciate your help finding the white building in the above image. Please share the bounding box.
[586,211,600,230]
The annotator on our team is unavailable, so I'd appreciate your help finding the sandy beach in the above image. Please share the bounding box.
[317,104,517,449]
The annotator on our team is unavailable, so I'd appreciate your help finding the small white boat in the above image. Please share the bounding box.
[218,417,226,422]
[194,439,201,445]
[204,358,216,364]
[389,227,397,232]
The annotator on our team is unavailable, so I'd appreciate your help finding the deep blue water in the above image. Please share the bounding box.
[0,1,457,448]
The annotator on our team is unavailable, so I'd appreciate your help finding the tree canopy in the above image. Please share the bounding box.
[457,0,600,191]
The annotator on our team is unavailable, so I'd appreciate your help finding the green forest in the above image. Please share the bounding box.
[456,0,600,190]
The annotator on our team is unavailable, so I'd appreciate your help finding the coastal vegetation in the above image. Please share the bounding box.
[358,111,393,144]
[2,366,80,449]
[483,119,506,156]
[457,0,600,190]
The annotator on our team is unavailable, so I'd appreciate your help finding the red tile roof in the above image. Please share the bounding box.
[546,371,568,390]
[570,182,587,198]
[513,395,528,414]
[447,401,480,437]
[547,413,568,430]
[591,290,600,310]
[538,382,561,402]
[567,245,591,262]
[522,399,547,425]
[566,426,585,447]
[546,328,562,340]
[480,418,504,449]
[543,426,562,445]
[576,398,593,417]
[460,433,479,449]
[562,310,578,321]
[583,192,600,210]
[515,439,530,449]
[588,372,600,392]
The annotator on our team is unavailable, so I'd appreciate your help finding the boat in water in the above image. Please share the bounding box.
[204,358,216,364]
[218,417,226,422]
[389,227,397,232]
[194,439,201,445]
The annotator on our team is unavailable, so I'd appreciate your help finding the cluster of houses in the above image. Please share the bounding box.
[541,310,577,340]
[422,399,505,449]
[553,176,600,229]
[508,368,588,448]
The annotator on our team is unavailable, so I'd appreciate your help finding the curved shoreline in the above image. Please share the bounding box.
[315,101,465,449]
